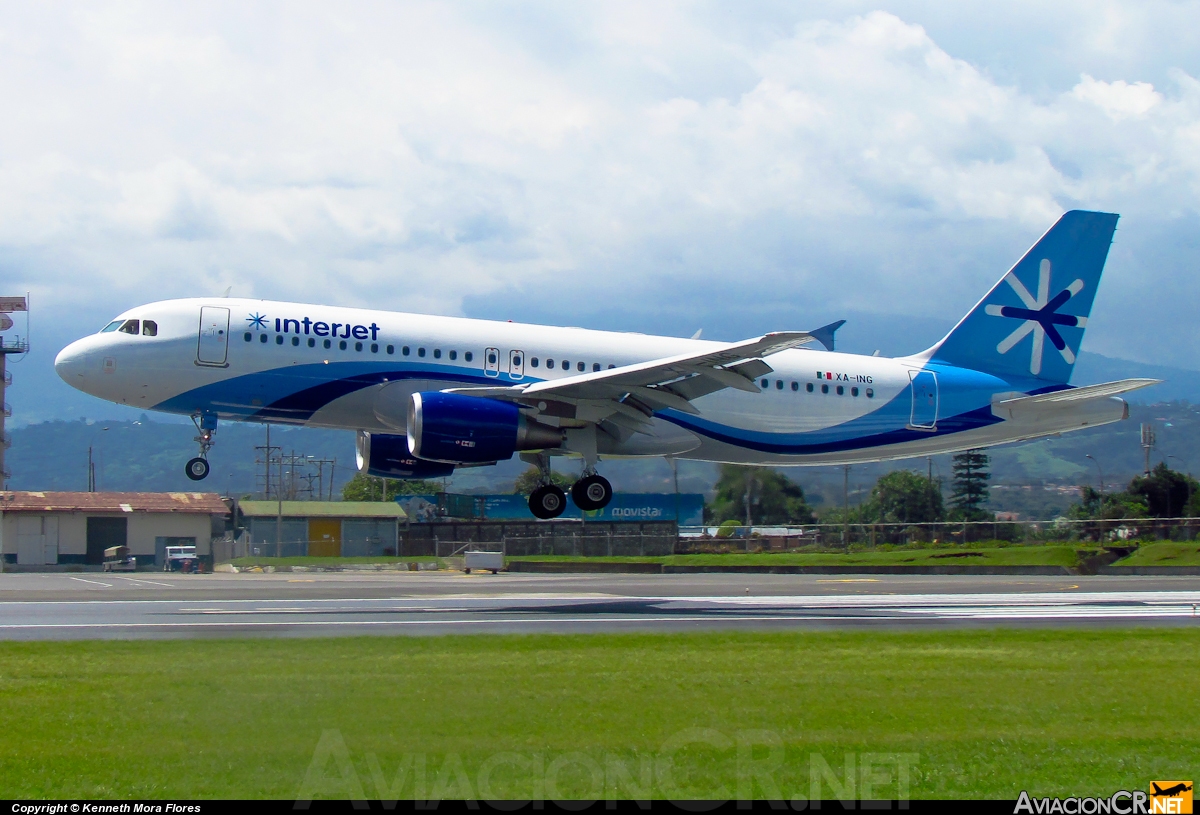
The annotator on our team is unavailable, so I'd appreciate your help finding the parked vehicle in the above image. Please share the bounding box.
[463,550,504,574]
[103,545,137,572]
[163,545,199,572]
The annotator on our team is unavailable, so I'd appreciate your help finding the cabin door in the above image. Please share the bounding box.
[197,306,230,365]
[909,370,938,430]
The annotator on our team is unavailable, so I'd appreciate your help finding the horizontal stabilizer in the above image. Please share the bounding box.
[991,378,1159,421]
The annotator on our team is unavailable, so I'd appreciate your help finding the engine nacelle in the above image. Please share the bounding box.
[407,391,563,463]
[355,431,456,479]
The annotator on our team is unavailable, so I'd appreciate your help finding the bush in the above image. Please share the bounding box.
[716,520,741,538]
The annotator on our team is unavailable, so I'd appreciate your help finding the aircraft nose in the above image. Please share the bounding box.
[54,340,87,385]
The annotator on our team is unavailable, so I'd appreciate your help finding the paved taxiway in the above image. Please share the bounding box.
[0,571,1197,639]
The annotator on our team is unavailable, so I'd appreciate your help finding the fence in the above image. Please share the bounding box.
[405,520,679,558]
[681,517,1200,549]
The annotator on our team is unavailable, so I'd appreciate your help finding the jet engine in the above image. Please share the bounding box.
[407,391,563,463]
[355,430,456,479]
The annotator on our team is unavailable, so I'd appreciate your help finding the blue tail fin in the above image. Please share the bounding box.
[927,210,1118,384]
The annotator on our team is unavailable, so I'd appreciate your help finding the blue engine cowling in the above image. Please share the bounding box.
[355,431,456,479]
[407,391,563,464]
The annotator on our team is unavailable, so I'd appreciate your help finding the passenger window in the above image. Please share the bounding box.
[851,386,859,396]
[575,361,583,372]
[761,379,769,388]
[449,350,457,360]
[836,385,844,395]
[402,346,410,356]
[371,343,378,353]
[806,383,814,393]
[244,332,252,342]
[142,320,157,336]
[355,341,363,352]
[531,357,539,368]
[791,382,799,391]
[821,384,829,394]
[387,345,394,354]
[866,388,874,398]
[546,359,554,368]
[101,320,123,333]
[260,334,268,344]
[608,364,616,369]
[339,340,347,350]
[292,336,300,347]
[323,339,331,349]
[419,347,426,358]
[593,363,601,372]
[465,351,473,362]
[308,338,316,348]
[434,349,441,359]
[275,336,283,345]
[562,360,570,370]
[776,380,783,390]
[118,320,139,335]
[487,351,496,364]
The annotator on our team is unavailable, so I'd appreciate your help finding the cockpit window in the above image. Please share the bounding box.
[118,320,140,335]
[142,320,157,337]
[101,320,123,333]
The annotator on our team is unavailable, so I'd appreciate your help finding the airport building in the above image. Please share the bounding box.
[0,491,228,566]
[237,501,407,558]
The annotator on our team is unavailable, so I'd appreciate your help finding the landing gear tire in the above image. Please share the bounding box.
[529,484,567,520]
[572,474,613,511]
[185,457,210,481]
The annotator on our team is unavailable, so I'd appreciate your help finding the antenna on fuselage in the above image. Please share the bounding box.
[222,286,232,298]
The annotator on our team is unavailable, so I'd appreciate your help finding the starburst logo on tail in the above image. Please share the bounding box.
[984,259,1086,376]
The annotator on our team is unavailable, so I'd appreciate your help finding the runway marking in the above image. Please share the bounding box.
[816,579,880,583]
[67,577,112,587]
[113,577,176,588]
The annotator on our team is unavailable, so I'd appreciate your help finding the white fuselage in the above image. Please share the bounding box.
[55,297,1127,468]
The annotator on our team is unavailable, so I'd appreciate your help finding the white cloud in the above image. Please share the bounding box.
[1072,74,1163,120]
[5,0,1200,409]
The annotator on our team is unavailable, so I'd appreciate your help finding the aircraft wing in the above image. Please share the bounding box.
[443,330,813,428]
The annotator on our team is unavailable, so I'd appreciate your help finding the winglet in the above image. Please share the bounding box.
[810,320,846,352]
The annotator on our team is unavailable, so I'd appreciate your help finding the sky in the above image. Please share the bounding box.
[4,1,1200,426]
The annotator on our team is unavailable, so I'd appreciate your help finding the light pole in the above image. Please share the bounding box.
[1085,455,1104,493]
[1168,455,1190,478]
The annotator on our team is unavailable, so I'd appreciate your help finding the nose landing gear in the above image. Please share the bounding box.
[185,413,217,481]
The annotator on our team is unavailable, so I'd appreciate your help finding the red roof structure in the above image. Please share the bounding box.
[0,491,229,514]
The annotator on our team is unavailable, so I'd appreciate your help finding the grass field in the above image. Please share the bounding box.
[1112,542,1200,566]
[509,546,1088,568]
[1,629,1196,800]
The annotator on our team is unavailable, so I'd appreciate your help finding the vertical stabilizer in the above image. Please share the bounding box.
[927,210,1118,384]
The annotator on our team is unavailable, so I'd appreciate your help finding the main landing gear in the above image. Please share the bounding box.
[526,455,614,520]
[185,413,217,481]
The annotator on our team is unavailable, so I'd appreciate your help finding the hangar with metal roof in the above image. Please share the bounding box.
[0,491,229,567]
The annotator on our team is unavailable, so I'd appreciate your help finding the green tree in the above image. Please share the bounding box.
[1127,462,1197,517]
[512,466,575,496]
[1069,485,1149,521]
[949,450,992,521]
[704,465,815,525]
[864,470,944,524]
[341,472,444,501]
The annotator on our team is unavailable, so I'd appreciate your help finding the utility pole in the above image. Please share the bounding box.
[87,446,95,492]
[1141,423,1156,477]
[843,464,850,546]
[254,424,280,500]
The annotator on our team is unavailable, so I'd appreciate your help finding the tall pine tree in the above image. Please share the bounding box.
[949,449,991,521]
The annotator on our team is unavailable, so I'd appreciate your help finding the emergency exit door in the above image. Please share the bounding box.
[197,306,230,366]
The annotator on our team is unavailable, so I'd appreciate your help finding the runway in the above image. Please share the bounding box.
[0,571,1197,639]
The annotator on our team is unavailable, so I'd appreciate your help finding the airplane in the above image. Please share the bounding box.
[1151,783,1192,797]
[55,209,1158,519]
